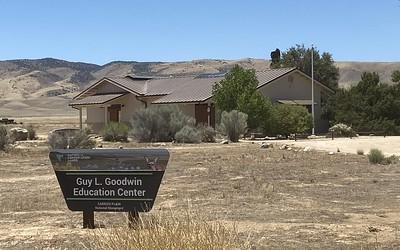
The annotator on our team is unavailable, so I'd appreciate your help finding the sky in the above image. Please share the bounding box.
[0,0,399,65]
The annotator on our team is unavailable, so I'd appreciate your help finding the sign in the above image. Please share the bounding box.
[49,149,170,212]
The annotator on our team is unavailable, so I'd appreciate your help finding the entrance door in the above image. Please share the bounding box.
[195,104,215,128]
[108,104,121,123]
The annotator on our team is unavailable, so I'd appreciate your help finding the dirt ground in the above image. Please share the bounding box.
[1,118,400,249]
[273,136,400,156]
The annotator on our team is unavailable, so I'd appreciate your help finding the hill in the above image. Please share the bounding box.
[0,58,399,116]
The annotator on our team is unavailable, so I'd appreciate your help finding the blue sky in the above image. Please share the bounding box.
[0,0,399,64]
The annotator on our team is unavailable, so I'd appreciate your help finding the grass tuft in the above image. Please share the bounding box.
[85,211,250,250]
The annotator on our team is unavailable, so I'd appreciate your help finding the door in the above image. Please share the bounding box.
[108,104,121,123]
[195,104,215,128]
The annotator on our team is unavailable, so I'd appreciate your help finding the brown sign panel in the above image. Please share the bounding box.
[49,149,169,212]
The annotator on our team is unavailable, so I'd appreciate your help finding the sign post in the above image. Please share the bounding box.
[49,149,170,229]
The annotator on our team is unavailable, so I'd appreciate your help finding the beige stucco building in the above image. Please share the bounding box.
[70,67,334,134]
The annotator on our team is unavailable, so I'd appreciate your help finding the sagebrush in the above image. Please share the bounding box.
[48,129,96,149]
[0,126,10,151]
[218,110,247,142]
[368,148,385,164]
[131,106,195,142]
[102,122,129,142]
[175,125,201,143]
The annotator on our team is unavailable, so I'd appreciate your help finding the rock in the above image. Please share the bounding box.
[303,146,312,152]
[279,144,289,150]
[10,127,28,141]
[287,147,292,151]
[328,151,335,155]
[260,142,273,149]
[221,140,229,144]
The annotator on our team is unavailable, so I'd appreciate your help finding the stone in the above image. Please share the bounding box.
[279,144,289,150]
[260,142,273,149]
[221,140,229,144]
[328,151,335,155]
[10,127,28,141]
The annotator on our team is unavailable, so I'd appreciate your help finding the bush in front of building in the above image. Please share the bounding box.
[102,122,129,142]
[48,128,96,149]
[329,123,357,138]
[198,124,216,143]
[175,125,202,143]
[218,110,248,142]
[274,104,312,136]
[131,105,195,142]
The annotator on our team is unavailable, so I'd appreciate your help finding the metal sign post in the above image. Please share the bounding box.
[49,149,170,229]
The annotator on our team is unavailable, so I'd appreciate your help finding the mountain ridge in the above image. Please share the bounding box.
[0,58,399,117]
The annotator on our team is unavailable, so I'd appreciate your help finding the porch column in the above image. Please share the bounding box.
[79,107,83,130]
[104,105,108,126]
[207,104,211,127]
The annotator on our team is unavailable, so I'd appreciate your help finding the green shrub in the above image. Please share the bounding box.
[175,125,201,143]
[131,105,195,142]
[102,122,129,142]
[218,110,247,142]
[26,125,37,140]
[198,125,216,143]
[0,126,11,151]
[356,149,364,155]
[274,105,312,136]
[48,129,96,149]
[329,123,357,137]
[368,148,385,164]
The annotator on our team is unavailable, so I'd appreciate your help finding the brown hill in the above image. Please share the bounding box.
[0,58,399,116]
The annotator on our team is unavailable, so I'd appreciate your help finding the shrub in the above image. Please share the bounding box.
[368,148,385,164]
[48,129,96,149]
[382,155,399,165]
[9,128,28,141]
[0,126,11,151]
[102,122,129,142]
[85,212,250,250]
[198,125,216,143]
[26,125,37,140]
[274,105,312,136]
[175,125,201,143]
[131,105,195,142]
[329,123,357,137]
[356,149,364,155]
[219,110,247,142]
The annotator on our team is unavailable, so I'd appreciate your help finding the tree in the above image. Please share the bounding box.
[274,105,312,135]
[272,44,339,90]
[392,70,400,83]
[212,65,275,131]
[333,72,400,135]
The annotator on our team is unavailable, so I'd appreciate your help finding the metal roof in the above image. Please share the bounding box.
[69,93,126,106]
[73,67,332,105]
[152,68,296,104]
[152,76,224,104]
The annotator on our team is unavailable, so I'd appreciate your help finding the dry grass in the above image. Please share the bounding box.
[86,211,249,250]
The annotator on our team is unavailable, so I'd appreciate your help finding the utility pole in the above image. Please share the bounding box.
[311,44,315,135]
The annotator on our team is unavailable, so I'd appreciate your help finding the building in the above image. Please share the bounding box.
[70,67,334,134]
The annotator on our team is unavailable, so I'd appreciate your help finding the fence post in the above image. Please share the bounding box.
[83,210,95,229]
